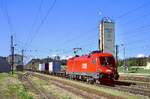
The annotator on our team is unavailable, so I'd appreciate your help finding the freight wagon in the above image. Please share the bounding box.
[38,61,61,74]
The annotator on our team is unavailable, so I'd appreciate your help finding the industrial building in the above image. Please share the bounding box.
[0,57,11,73]
[7,54,23,69]
[99,17,115,56]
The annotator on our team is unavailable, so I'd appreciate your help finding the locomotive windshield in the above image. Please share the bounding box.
[99,56,115,66]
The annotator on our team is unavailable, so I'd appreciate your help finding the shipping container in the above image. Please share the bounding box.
[49,62,53,72]
[49,62,61,73]
[45,63,49,71]
[53,61,61,72]
[39,63,45,71]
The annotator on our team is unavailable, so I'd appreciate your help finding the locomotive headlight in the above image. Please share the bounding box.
[106,69,112,73]
[98,69,102,73]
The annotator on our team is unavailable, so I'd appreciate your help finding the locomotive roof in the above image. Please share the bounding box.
[68,52,113,60]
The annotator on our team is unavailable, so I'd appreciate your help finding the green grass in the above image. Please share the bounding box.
[117,66,150,74]
[8,84,33,99]
[0,73,33,99]
[0,73,7,80]
[32,76,83,99]
[135,68,150,74]
[62,96,72,99]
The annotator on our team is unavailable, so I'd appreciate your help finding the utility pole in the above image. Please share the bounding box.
[101,21,104,53]
[99,21,104,52]
[123,46,126,72]
[11,35,14,75]
[121,44,128,72]
[98,39,100,51]
[21,49,24,66]
[115,45,119,66]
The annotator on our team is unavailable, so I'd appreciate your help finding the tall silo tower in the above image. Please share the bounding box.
[99,17,115,56]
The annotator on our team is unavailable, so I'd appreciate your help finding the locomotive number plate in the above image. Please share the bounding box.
[82,63,87,69]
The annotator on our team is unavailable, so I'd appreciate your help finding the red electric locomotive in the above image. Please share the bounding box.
[66,51,119,82]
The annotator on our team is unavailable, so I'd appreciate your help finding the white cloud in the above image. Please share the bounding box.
[60,56,67,60]
[66,56,73,60]
[51,54,57,57]
[60,55,73,60]
[137,54,145,58]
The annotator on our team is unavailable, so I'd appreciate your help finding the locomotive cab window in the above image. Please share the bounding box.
[92,60,96,64]
[99,56,114,66]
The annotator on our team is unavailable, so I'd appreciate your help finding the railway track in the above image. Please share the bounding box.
[119,75,150,83]
[30,72,123,99]
[115,85,150,97]
[115,80,150,90]
[96,83,150,97]
[95,80,150,97]
[28,71,150,98]
[17,72,54,99]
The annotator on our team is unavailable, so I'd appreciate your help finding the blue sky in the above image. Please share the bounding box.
[0,0,150,60]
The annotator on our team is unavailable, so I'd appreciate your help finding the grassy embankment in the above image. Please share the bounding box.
[31,76,83,99]
[0,72,33,99]
[117,66,150,74]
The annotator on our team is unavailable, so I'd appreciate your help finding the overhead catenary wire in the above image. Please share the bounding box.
[116,13,150,42]
[16,40,64,55]
[58,1,150,53]
[65,32,98,51]
[24,0,44,49]
[25,0,56,49]
[115,1,150,20]
[0,0,13,36]
[119,11,150,26]
[52,26,99,55]
[61,26,98,47]
[20,0,57,62]
[117,24,150,39]
[24,1,150,59]
[112,1,150,58]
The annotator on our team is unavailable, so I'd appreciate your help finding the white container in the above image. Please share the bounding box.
[49,62,53,72]
[39,64,42,71]
[39,63,45,71]
[42,63,45,71]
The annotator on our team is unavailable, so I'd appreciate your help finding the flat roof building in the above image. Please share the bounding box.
[7,54,23,69]
[0,57,11,73]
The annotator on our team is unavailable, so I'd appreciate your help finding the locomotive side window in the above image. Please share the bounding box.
[99,56,114,66]
[92,60,96,64]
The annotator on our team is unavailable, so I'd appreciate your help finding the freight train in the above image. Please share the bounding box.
[27,51,119,83]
